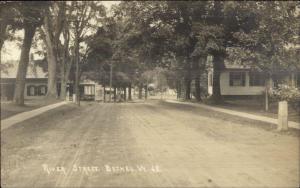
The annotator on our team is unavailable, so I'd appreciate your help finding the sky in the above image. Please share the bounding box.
[1,1,120,63]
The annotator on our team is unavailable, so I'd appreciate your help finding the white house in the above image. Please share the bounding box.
[207,62,300,96]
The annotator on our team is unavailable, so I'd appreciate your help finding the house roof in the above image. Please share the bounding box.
[1,78,48,84]
[1,62,47,79]
[224,59,251,70]
[206,55,252,70]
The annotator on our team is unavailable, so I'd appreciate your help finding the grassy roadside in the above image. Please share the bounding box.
[176,98,300,123]
[211,99,300,123]
[1,98,64,120]
[160,100,299,137]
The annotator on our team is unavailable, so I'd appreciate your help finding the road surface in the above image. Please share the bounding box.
[1,100,299,187]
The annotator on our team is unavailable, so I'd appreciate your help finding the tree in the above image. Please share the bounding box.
[68,1,106,105]
[0,2,18,68]
[228,1,299,110]
[87,2,162,101]
[113,2,196,100]
[41,2,66,98]
[0,3,12,63]
[191,1,260,103]
[58,20,72,99]
[11,2,48,105]
[85,15,118,102]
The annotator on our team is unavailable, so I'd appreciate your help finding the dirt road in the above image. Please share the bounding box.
[1,100,299,187]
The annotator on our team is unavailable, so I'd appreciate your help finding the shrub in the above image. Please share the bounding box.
[270,84,300,102]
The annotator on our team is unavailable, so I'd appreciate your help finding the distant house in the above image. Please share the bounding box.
[0,63,49,100]
[1,78,49,100]
[0,63,104,101]
[207,61,300,97]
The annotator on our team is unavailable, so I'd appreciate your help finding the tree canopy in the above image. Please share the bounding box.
[2,1,299,105]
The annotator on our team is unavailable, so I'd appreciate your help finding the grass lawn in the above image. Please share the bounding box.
[1,98,63,120]
[210,98,300,123]
[176,97,299,123]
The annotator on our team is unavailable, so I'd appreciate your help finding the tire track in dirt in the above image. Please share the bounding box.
[125,103,220,187]
[54,103,110,187]
[60,103,123,187]
[1,101,298,187]
[142,101,299,187]
[1,104,92,187]
[32,103,103,187]
[2,103,106,187]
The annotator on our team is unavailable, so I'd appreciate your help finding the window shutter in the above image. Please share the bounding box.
[242,73,246,86]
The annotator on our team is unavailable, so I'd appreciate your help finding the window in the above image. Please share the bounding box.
[84,85,95,95]
[37,85,47,96]
[229,72,245,86]
[249,72,265,86]
[27,85,36,96]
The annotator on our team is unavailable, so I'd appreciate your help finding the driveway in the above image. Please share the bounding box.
[1,100,299,187]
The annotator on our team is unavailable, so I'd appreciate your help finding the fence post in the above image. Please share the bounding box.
[278,100,288,131]
[73,94,76,103]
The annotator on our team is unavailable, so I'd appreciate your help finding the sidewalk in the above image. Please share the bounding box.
[165,99,300,130]
[1,101,68,131]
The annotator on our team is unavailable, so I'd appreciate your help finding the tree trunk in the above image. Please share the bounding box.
[0,8,9,64]
[59,61,72,101]
[211,54,224,103]
[195,75,201,101]
[46,50,58,98]
[138,83,143,99]
[60,27,70,100]
[74,25,80,106]
[113,87,117,102]
[265,76,271,111]
[265,87,269,112]
[123,87,127,101]
[0,23,7,65]
[145,85,148,99]
[13,25,36,105]
[0,44,2,65]
[184,77,191,100]
[60,77,67,100]
[183,59,192,100]
[192,57,202,102]
[43,16,58,99]
[128,84,132,100]
[176,80,181,99]
[103,85,106,102]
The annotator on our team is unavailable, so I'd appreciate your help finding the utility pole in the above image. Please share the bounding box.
[109,61,113,102]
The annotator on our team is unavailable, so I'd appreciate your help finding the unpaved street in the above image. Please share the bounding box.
[1,100,299,187]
